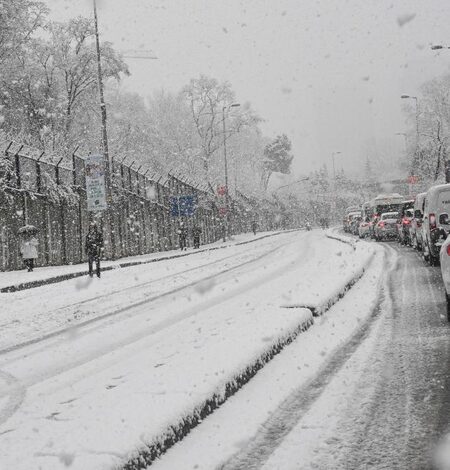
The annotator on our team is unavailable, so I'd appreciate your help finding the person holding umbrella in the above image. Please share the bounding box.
[85,222,104,278]
[19,225,39,272]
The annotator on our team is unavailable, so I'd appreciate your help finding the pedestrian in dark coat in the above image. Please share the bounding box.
[192,224,202,249]
[251,220,258,235]
[178,222,188,251]
[85,222,104,277]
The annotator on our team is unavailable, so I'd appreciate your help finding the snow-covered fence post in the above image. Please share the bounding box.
[13,145,26,225]
[55,157,67,265]
[35,151,44,193]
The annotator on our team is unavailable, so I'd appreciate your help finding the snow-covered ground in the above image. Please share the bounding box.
[0,230,283,292]
[0,230,377,470]
[150,239,387,470]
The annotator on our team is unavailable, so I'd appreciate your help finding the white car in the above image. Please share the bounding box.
[423,183,450,266]
[374,212,399,241]
[439,229,450,321]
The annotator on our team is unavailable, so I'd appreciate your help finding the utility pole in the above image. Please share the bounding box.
[331,151,341,223]
[93,0,115,258]
[221,103,240,241]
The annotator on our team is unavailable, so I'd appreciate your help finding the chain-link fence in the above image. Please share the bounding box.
[0,141,283,271]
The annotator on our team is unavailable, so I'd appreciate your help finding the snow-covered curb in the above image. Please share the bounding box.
[281,229,374,316]
[325,227,357,249]
[122,310,313,470]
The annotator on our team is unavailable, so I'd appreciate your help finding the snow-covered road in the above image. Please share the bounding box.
[150,239,450,470]
[0,230,373,470]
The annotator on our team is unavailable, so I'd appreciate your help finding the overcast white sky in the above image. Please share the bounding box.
[44,0,450,178]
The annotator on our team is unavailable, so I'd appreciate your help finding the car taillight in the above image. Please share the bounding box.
[430,213,436,230]
[447,244,450,256]
[379,221,385,228]
[403,218,410,225]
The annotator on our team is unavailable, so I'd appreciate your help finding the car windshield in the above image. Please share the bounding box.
[382,212,399,220]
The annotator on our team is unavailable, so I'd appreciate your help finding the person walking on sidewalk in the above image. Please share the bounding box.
[85,222,104,278]
[20,234,38,272]
[251,220,258,236]
[178,222,188,251]
[192,224,202,249]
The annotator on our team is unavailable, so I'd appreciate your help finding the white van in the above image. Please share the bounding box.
[411,192,426,251]
[422,184,450,265]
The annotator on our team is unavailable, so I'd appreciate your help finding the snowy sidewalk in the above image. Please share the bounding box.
[0,230,286,293]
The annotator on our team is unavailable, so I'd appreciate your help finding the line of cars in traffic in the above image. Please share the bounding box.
[343,186,450,317]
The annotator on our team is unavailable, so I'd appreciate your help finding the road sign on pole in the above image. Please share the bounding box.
[170,195,197,217]
[85,154,107,211]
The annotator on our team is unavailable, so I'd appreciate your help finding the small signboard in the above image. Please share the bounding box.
[85,154,107,212]
[170,195,197,217]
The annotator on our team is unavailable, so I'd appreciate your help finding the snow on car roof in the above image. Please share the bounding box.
[381,212,399,219]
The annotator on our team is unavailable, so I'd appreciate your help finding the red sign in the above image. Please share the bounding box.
[217,185,228,196]
[408,175,418,184]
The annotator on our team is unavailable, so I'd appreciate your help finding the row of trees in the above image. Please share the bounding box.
[402,73,450,188]
[0,0,294,200]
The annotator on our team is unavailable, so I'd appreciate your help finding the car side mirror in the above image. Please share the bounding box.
[439,213,449,225]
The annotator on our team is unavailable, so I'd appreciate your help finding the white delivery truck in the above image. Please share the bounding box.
[423,183,450,265]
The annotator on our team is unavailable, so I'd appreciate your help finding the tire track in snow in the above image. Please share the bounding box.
[0,370,26,428]
[0,234,302,357]
[219,244,393,470]
[0,234,315,429]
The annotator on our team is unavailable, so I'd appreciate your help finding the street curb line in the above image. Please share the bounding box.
[121,314,314,470]
[0,230,299,293]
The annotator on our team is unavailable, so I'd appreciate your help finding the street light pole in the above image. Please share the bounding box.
[331,151,341,182]
[272,177,310,193]
[401,95,420,194]
[93,0,115,258]
[401,95,419,147]
[222,103,240,241]
[331,151,341,223]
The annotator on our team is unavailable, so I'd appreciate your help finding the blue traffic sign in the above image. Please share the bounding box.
[170,195,197,217]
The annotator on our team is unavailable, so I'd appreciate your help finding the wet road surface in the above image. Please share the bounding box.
[226,242,450,470]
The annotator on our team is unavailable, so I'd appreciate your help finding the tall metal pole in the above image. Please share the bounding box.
[331,151,341,224]
[413,97,420,148]
[93,0,115,258]
[222,106,229,242]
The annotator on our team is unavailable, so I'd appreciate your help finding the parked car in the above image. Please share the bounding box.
[344,210,361,233]
[411,192,426,251]
[423,183,450,266]
[439,228,450,320]
[350,216,362,235]
[374,212,399,241]
[358,217,371,238]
